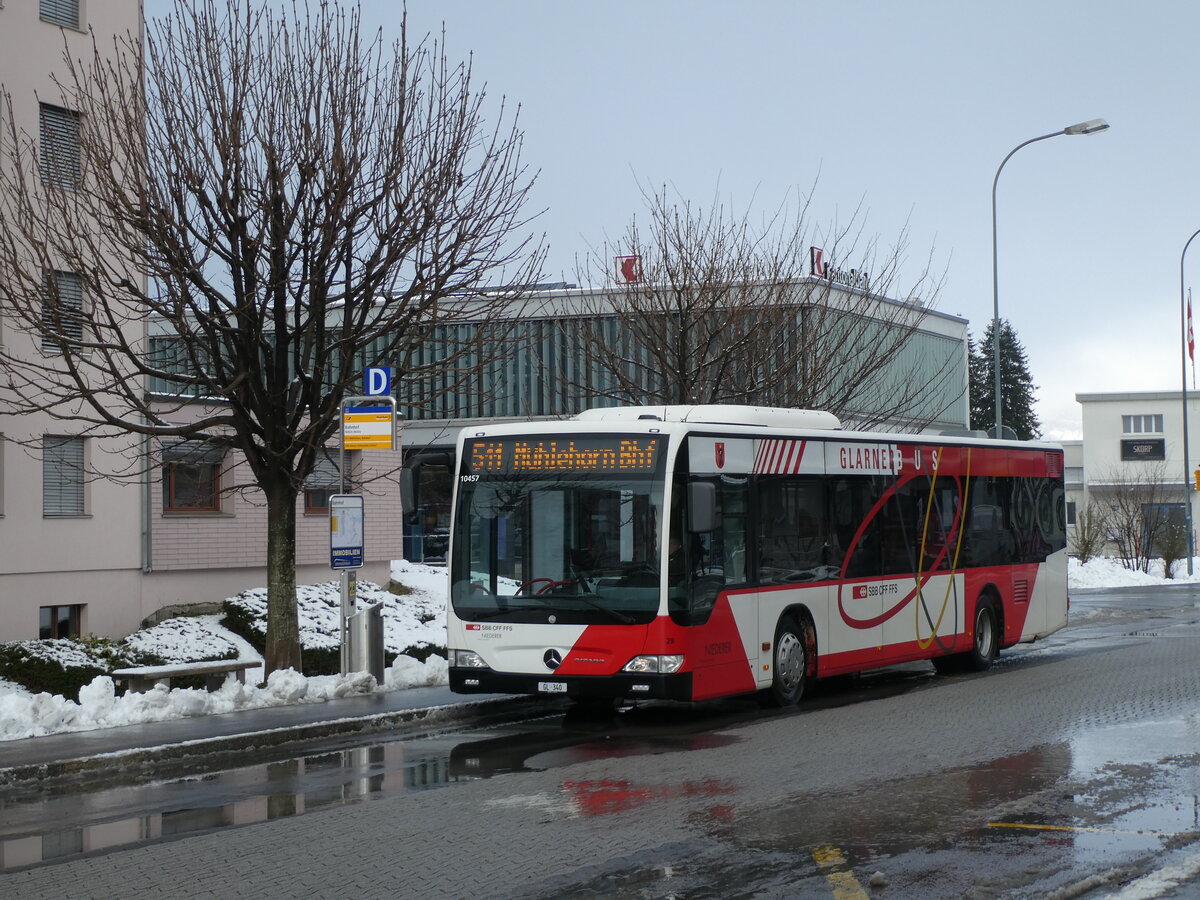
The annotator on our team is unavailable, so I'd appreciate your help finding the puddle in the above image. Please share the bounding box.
[0,705,745,872]
[668,717,1200,898]
[0,743,454,871]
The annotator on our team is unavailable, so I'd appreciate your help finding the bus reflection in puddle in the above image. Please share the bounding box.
[449,703,745,779]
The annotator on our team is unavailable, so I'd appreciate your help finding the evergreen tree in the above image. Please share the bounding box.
[968,333,990,432]
[969,320,1041,439]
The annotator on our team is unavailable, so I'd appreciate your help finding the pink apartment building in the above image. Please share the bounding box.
[0,1,401,643]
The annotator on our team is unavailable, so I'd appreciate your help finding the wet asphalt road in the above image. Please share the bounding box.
[5,583,1200,898]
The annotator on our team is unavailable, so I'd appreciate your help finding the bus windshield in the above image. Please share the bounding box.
[450,435,667,625]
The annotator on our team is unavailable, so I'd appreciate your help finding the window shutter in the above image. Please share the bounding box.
[43,436,84,515]
[42,271,84,348]
[40,0,80,29]
[305,450,343,488]
[161,439,226,465]
[39,104,80,189]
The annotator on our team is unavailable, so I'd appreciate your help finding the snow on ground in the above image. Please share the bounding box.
[1068,556,1200,589]
[0,557,1196,744]
[0,560,449,743]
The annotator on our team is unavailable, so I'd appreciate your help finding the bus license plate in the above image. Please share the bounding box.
[538,681,567,693]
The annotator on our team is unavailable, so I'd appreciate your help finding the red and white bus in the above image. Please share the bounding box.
[446,405,1067,706]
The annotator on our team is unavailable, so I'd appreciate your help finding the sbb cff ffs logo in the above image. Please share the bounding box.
[852,583,899,599]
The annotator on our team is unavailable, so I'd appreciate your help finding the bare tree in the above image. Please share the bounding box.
[564,184,957,430]
[0,0,542,674]
[1096,464,1178,573]
[1068,501,1108,564]
[1159,517,1188,579]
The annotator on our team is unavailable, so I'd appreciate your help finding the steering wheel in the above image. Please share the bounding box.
[515,578,559,596]
[470,582,492,595]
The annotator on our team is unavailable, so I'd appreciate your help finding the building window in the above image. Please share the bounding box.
[40,0,81,29]
[39,103,81,189]
[1122,414,1163,435]
[43,435,85,516]
[1066,501,1077,526]
[40,604,83,639]
[304,449,344,514]
[42,270,85,350]
[161,440,224,512]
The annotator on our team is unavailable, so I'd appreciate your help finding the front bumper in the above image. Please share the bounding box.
[450,666,694,701]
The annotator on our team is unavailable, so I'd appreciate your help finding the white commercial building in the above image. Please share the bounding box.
[1074,390,1200,555]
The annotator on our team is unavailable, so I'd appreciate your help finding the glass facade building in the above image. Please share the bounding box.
[147,281,969,563]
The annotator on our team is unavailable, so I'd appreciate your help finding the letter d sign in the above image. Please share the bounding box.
[365,366,393,396]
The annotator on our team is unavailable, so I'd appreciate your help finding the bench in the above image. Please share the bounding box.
[111,659,261,693]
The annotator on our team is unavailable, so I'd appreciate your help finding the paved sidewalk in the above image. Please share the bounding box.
[0,685,525,786]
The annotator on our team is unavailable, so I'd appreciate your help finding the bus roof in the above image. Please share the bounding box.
[573,405,842,430]
[459,406,1063,453]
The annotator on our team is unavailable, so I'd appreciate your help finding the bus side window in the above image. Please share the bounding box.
[758,476,829,583]
[832,477,881,580]
[1046,477,1067,554]
[965,477,1015,567]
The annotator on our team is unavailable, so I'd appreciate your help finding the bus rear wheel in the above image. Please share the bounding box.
[767,616,809,707]
[964,600,998,671]
[932,596,999,674]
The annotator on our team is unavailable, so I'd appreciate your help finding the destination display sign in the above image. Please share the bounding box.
[466,436,663,475]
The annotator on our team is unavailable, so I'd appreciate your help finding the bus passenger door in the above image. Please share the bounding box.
[679,469,761,699]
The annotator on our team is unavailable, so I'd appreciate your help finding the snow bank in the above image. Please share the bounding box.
[0,654,448,742]
[0,561,452,743]
[1069,556,1200,589]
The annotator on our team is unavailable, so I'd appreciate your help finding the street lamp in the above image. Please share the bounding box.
[990,118,1110,437]
[1181,228,1200,574]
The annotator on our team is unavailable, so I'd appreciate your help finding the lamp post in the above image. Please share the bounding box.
[1181,228,1200,575]
[990,118,1110,438]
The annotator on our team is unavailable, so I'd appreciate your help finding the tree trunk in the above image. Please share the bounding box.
[264,478,302,676]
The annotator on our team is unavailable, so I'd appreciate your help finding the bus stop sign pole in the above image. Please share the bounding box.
[334,377,397,674]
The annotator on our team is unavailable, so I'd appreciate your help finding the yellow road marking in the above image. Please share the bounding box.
[812,845,869,900]
[989,822,1183,837]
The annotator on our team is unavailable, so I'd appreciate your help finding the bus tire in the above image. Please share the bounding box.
[767,616,808,707]
[930,653,959,675]
[964,599,998,671]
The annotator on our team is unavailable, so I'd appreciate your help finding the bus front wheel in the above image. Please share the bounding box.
[767,616,809,707]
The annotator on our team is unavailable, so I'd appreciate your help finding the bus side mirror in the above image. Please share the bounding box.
[688,482,717,533]
[399,468,415,513]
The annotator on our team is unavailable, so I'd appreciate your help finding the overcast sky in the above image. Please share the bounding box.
[387,0,1200,439]
[150,1,1200,439]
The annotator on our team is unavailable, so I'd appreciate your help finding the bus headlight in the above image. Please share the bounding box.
[622,655,685,674]
[452,649,487,668]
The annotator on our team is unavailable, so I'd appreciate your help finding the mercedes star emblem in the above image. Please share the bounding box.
[543,649,562,671]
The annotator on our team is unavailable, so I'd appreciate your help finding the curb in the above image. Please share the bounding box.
[0,695,547,790]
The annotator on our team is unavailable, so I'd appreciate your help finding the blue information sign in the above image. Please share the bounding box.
[330,494,365,569]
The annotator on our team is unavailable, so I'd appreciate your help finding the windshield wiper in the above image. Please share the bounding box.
[540,595,635,625]
[464,604,534,620]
